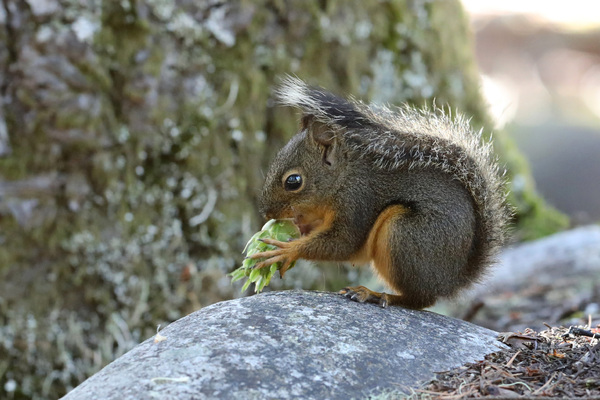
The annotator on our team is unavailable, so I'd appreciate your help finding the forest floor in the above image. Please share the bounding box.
[411,325,600,399]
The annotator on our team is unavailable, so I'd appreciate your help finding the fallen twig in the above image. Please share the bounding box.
[563,326,600,340]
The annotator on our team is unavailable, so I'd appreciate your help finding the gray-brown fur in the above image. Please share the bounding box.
[263,77,509,307]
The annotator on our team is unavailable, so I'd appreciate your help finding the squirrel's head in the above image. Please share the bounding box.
[259,114,347,233]
[258,77,371,234]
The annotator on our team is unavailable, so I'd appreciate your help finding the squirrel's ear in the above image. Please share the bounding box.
[302,115,338,167]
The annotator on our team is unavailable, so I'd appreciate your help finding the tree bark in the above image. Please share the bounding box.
[0,0,565,398]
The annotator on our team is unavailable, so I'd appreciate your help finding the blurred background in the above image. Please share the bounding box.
[464,0,600,223]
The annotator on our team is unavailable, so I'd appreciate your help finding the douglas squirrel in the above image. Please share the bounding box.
[249,77,509,309]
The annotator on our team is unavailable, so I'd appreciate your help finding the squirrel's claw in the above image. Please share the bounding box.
[278,261,293,278]
[339,286,389,308]
[252,255,294,277]
[252,254,285,270]
[247,249,284,261]
[250,242,299,276]
[258,238,291,248]
[248,248,298,278]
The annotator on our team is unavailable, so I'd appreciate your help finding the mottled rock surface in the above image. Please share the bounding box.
[491,225,600,288]
[63,291,504,400]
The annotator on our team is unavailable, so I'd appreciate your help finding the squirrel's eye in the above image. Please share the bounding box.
[284,174,303,191]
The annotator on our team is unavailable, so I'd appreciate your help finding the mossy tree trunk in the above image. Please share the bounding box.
[0,0,565,398]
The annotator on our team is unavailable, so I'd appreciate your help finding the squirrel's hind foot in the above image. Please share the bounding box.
[339,286,435,310]
[339,286,391,308]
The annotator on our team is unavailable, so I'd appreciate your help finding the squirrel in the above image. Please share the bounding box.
[249,76,508,309]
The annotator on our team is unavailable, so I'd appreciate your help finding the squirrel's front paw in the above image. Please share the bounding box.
[339,286,390,308]
[247,238,299,278]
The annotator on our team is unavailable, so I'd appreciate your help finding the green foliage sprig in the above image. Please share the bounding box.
[229,219,300,293]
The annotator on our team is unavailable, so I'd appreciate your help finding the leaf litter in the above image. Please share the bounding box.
[406,325,600,399]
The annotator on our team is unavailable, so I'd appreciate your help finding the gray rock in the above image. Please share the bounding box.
[491,225,600,289]
[63,291,504,400]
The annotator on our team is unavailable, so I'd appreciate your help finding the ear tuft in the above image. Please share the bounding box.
[303,115,335,146]
[312,124,335,147]
[302,116,338,166]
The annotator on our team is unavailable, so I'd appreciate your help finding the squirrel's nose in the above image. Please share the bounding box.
[261,206,283,221]
[260,205,274,220]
